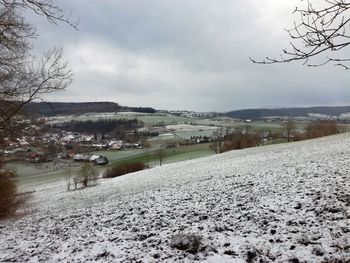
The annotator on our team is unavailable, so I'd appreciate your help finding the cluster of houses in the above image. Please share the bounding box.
[188,136,212,144]
[51,132,141,149]
[165,110,218,118]
[2,138,110,165]
[73,154,109,165]
[41,131,142,150]
[1,130,143,164]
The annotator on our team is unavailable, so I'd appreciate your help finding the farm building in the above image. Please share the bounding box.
[94,156,108,165]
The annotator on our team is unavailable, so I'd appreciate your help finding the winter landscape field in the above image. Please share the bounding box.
[1,133,350,262]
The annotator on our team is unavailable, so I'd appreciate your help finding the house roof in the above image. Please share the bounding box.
[94,156,108,165]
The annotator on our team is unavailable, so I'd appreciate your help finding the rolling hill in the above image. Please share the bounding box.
[224,106,350,120]
[1,134,350,262]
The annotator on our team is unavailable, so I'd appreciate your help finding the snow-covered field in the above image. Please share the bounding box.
[1,134,350,262]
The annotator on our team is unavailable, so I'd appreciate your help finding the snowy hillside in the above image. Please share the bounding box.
[1,134,350,262]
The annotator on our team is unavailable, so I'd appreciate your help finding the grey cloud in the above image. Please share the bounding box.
[30,0,350,111]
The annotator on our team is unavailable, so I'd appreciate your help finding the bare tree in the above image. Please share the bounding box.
[251,0,350,69]
[0,0,76,138]
[210,129,223,154]
[75,162,98,189]
[65,159,73,191]
[282,119,296,142]
[156,148,165,166]
[0,161,17,219]
[141,139,151,166]
[0,0,75,218]
[1,0,78,28]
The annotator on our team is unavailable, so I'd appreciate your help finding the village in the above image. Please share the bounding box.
[2,108,347,180]
[0,119,219,170]
[2,130,143,164]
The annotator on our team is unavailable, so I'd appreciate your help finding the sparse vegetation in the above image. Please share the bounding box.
[155,148,165,166]
[71,163,98,189]
[0,159,30,219]
[0,165,17,219]
[220,132,257,153]
[103,162,146,178]
[65,161,73,191]
[306,120,339,139]
[282,120,296,142]
[210,139,222,154]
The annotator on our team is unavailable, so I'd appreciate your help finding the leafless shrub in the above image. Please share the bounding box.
[282,119,296,142]
[0,168,17,219]
[72,163,98,190]
[294,132,307,141]
[220,132,257,153]
[65,160,73,191]
[306,120,339,139]
[103,162,145,178]
[0,161,30,219]
[155,148,165,166]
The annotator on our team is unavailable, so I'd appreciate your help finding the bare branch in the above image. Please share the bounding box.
[0,1,74,136]
[1,0,78,29]
[253,0,350,69]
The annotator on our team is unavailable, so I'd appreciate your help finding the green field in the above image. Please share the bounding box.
[107,143,213,167]
[11,143,214,189]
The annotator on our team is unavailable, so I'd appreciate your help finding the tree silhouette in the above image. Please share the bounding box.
[0,0,76,137]
[251,0,350,69]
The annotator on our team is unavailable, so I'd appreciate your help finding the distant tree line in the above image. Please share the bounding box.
[213,132,257,153]
[128,107,156,114]
[294,120,341,141]
[23,102,157,116]
[137,131,160,137]
[52,119,142,135]
[211,120,342,154]
[23,102,121,116]
[225,106,350,120]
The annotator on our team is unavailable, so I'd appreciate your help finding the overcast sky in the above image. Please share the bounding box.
[27,0,350,112]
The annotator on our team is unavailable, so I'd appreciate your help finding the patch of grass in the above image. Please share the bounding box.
[109,143,213,167]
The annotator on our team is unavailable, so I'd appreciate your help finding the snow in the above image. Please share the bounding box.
[339,113,350,119]
[1,134,350,262]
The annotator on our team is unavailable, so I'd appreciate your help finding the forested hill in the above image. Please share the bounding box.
[23,102,156,116]
[224,106,350,120]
